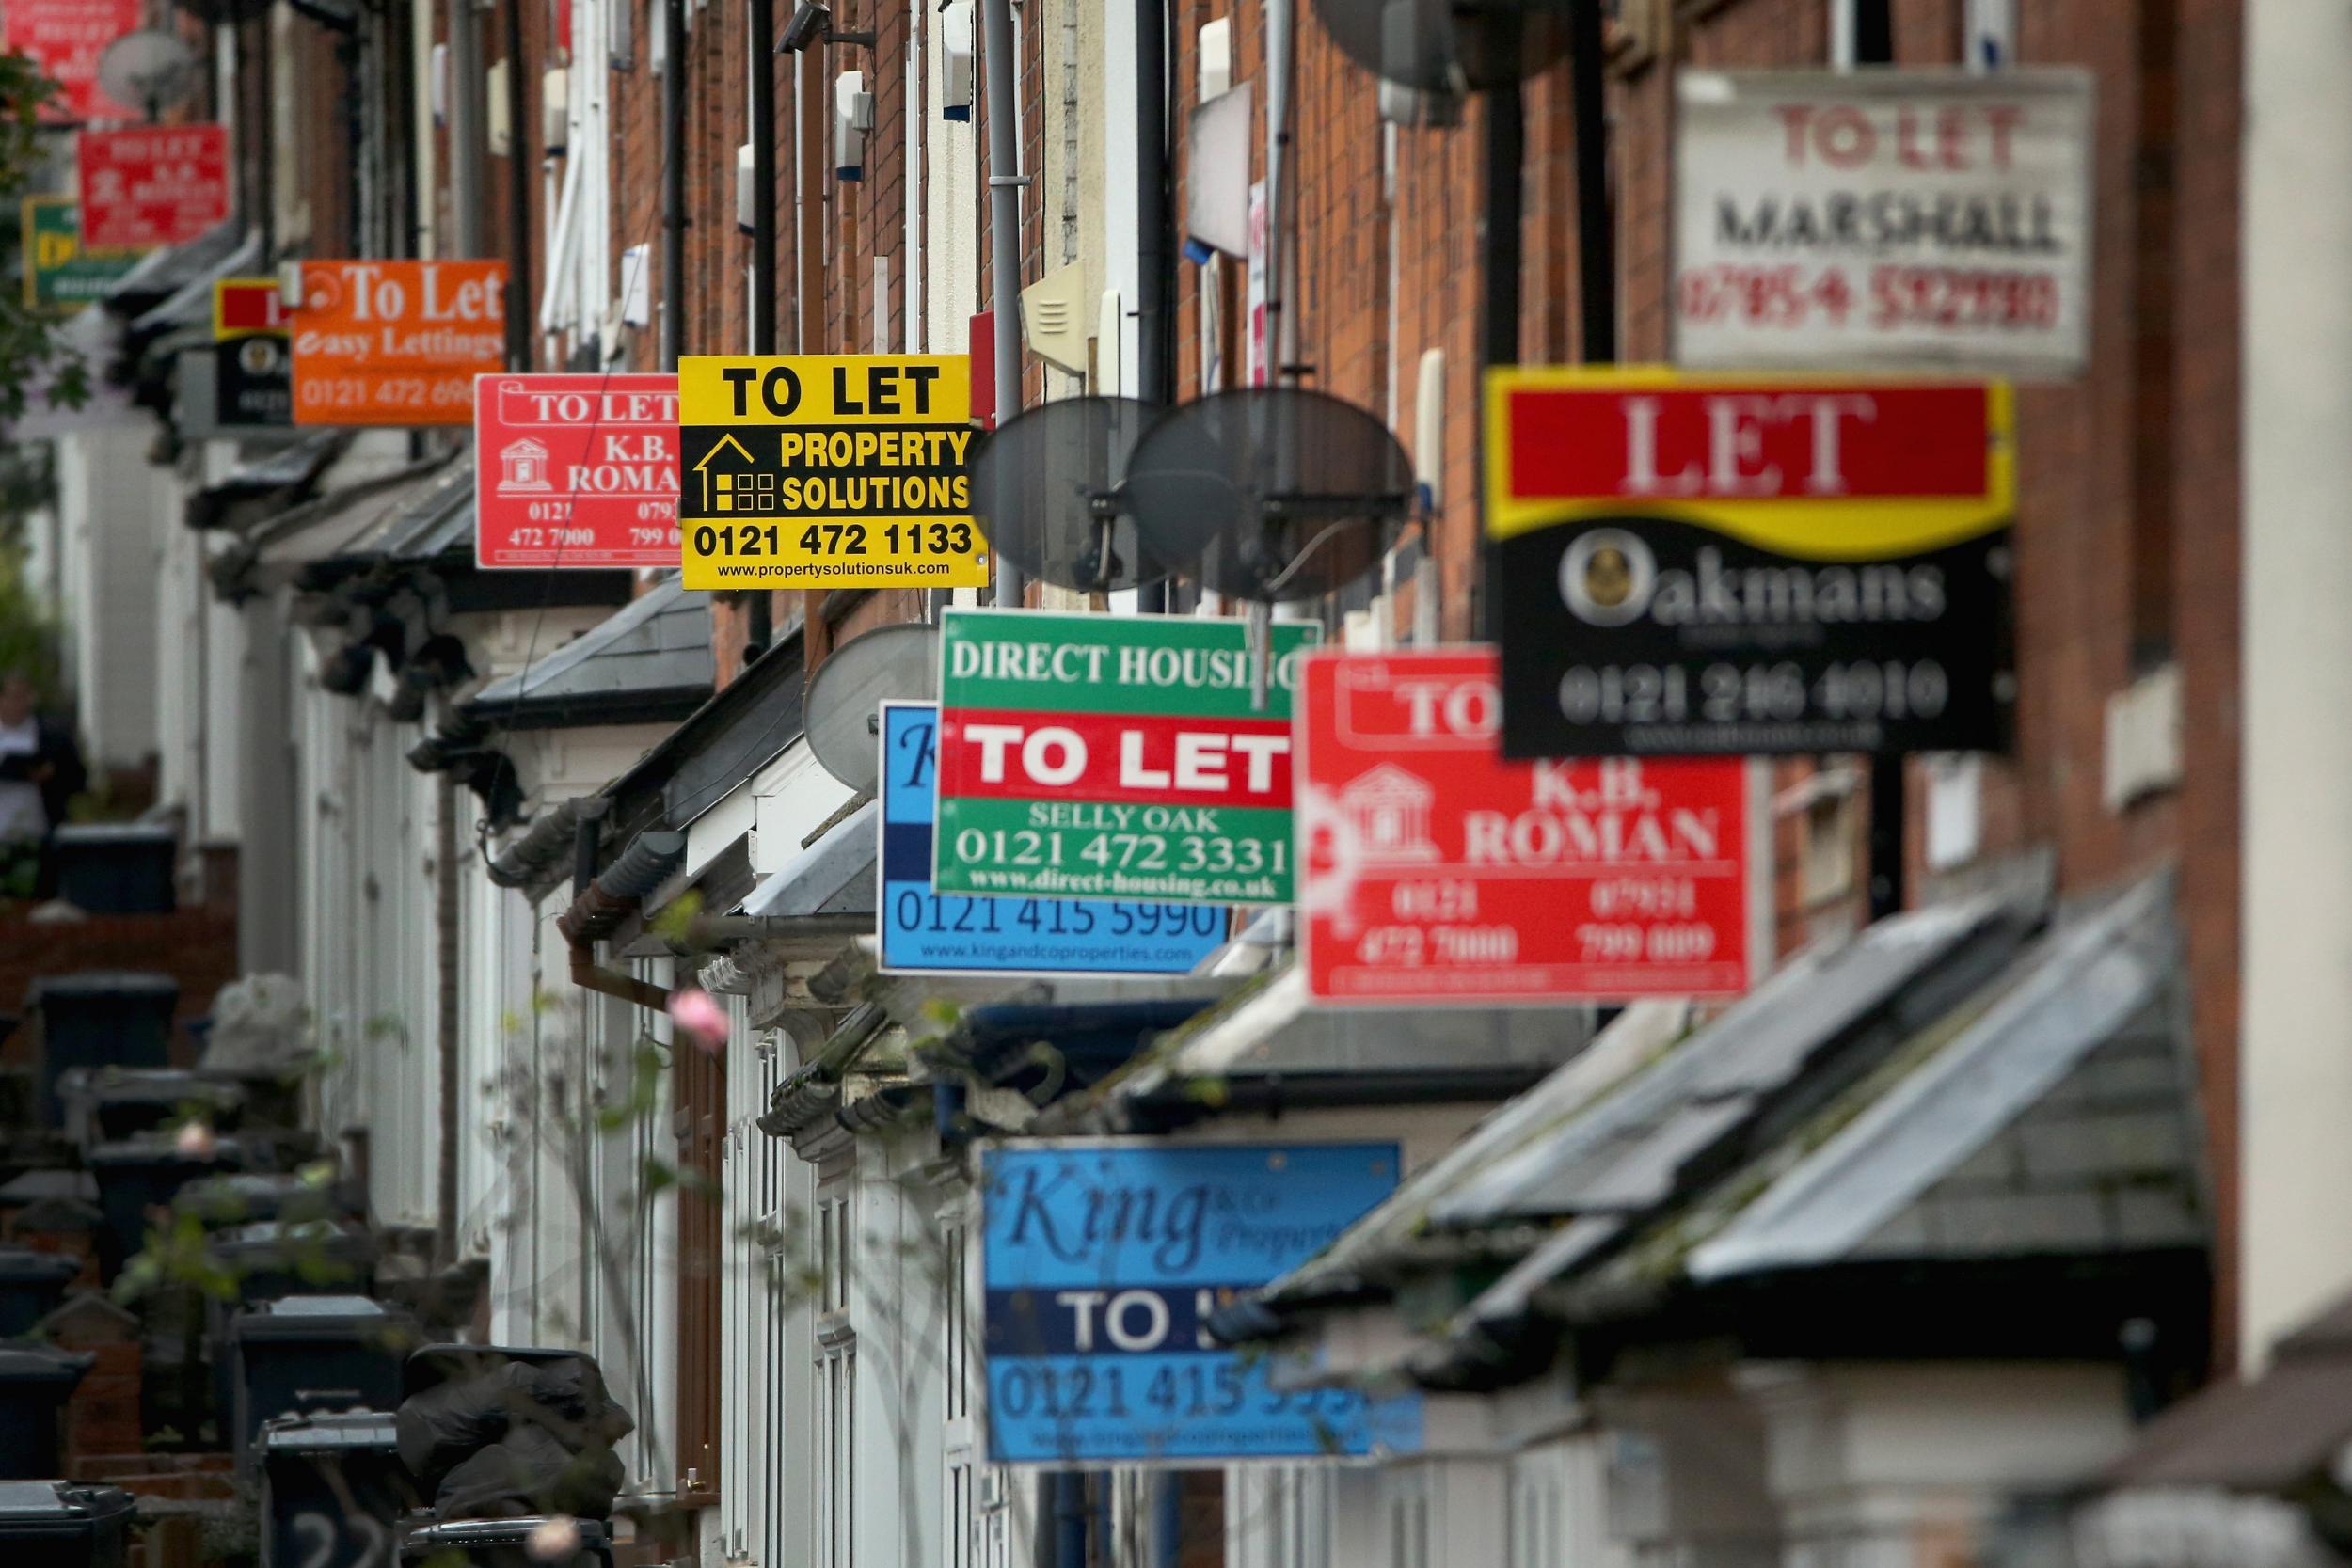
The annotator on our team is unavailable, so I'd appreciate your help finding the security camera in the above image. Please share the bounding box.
[777,0,874,51]
[777,1,831,53]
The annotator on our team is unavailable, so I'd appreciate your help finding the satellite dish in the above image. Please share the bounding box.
[1308,0,1577,95]
[969,396,1168,594]
[1122,387,1412,603]
[99,31,203,118]
[804,622,940,794]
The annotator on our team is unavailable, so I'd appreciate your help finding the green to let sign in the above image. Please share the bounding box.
[933,609,1322,906]
[21,197,146,313]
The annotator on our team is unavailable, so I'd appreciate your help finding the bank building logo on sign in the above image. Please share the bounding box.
[1339,765,1438,863]
[497,437,551,493]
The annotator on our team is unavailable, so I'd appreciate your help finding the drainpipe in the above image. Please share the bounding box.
[1054,1470,1089,1568]
[979,0,1025,608]
[1152,1473,1183,1568]
[1263,0,1292,378]
[504,0,532,368]
[1135,0,1171,614]
[436,776,461,1265]
[571,797,608,895]
[558,829,686,1010]
[749,0,776,352]
[255,11,278,257]
[660,0,688,368]
[447,0,485,254]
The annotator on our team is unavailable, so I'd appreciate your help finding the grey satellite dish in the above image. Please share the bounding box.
[969,396,1169,594]
[99,31,204,119]
[804,621,940,794]
[1122,387,1412,604]
[1309,0,1577,95]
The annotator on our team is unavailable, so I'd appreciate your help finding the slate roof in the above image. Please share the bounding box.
[130,229,263,337]
[742,798,879,917]
[1685,873,2196,1280]
[220,451,459,594]
[1252,895,2033,1316]
[1038,965,1592,1134]
[463,578,714,730]
[284,455,478,583]
[1233,873,2205,1385]
[186,435,350,531]
[102,221,243,319]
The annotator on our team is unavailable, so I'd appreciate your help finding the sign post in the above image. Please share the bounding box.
[77,126,232,249]
[675,354,988,589]
[1674,68,2094,376]
[289,260,508,426]
[934,609,1319,906]
[20,198,143,312]
[1298,647,1750,1005]
[474,373,683,568]
[1485,368,2014,758]
[879,704,1226,976]
[980,1140,1420,1465]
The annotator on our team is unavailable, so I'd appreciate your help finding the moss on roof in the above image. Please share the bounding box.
[1550,980,2008,1310]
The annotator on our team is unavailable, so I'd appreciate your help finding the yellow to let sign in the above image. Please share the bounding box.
[677,354,987,590]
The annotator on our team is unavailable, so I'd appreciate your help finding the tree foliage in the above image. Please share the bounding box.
[0,49,88,420]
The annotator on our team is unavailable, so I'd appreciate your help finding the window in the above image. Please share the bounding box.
[1799,781,1862,908]
[1384,1469,1432,1568]
[1830,0,1895,67]
[1507,1452,1566,1568]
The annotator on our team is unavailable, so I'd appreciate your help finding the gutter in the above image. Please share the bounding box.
[485,799,584,889]
[556,829,687,1011]
[1103,1064,1560,1135]
[758,1002,892,1137]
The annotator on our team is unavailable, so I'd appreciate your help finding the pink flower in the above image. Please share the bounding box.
[174,1121,217,1159]
[668,987,729,1053]
[526,1515,582,1560]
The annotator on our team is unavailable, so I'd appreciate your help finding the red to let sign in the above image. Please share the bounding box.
[474,373,683,568]
[78,126,231,248]
[7,0,142,122]
[1297,647,1752,1005]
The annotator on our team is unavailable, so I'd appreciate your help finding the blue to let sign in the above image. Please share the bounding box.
[879,703,1229,975]
[979,1140,1423,1464]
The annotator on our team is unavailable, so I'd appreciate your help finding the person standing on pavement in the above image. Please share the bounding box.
[0,672,86,898]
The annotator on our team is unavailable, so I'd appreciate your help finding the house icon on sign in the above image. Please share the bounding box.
[1340,764,1439,863]
[692,433,756,512]
[498,437,551,492]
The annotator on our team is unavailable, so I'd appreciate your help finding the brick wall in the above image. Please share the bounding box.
[0,911,241,1069]
[1181,0,2243,1348]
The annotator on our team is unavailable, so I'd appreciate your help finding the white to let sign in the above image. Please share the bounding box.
[1673,68,2093,377]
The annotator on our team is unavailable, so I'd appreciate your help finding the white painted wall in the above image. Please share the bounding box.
[291,660,446,1230]
[1744,1362,2130,1565]
[148,444,252,853]
[2239,0,2352,1367]
[924,0,980,364]
[54,423,165,770]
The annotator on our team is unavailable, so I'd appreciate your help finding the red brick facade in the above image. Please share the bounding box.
[252,0,2244,1352]
[1152,0,2242,1354]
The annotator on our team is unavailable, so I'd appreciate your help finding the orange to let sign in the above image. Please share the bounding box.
[289,260,509,426]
